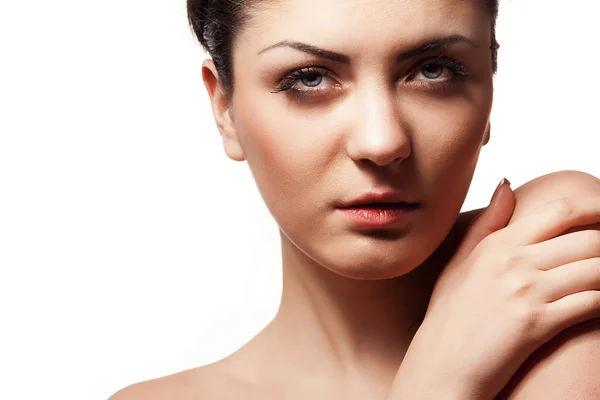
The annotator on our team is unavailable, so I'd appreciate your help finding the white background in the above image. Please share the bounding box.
[1,1,598,399]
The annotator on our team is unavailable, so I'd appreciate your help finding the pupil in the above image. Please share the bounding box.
[422,65,443,79]
[301,73,322,87]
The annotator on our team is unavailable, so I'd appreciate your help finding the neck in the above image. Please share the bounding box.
[220,214,469,395]
[253,230,448,390]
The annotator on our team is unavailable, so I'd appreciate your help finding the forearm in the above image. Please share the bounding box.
[383,309,511,400]
[385,357,483,400]
[385,377,475,400]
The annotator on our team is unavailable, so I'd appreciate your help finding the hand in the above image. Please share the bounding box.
[388,180,600,399]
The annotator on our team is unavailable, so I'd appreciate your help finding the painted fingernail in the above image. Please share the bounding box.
[491,177,510,203]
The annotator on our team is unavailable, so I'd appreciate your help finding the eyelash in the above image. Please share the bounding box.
[271,66,334,99]
[271,56,470,100]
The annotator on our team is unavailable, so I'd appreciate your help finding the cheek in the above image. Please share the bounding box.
[232,94,334,220]
[404,86,492,224]
[409,86,491,180]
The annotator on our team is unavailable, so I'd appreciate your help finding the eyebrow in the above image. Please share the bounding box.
[257,35,480,64]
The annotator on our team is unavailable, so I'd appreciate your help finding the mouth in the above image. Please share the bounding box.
[339,202,419,209]
[337,190,420,209]
[335,190,420,227]
[336,202,420,227]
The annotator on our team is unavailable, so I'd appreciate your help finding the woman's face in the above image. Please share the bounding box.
[219,0,494,279]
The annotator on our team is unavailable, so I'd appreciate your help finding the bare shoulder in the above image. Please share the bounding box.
[455,169,600,234]
[107,362,248,400]
[496,170,600,399]
[508,169,600,220]
[444,170,600,259]
[498,319,600,399]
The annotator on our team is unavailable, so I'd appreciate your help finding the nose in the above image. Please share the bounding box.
[346,90,412,168]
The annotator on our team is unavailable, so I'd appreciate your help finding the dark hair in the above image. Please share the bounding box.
[187,0,499,96]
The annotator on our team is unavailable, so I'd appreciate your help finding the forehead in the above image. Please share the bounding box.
[238,0,490,56]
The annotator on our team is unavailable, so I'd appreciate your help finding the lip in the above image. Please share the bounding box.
[337,191,419,209]
[336,191,419,228]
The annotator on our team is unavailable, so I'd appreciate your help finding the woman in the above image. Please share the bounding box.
[111,0,600,398]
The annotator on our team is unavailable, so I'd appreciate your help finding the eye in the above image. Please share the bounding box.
[410,56,469,83]
[298,70,324,87]
[271,67,338,99]
[420,64,445,79]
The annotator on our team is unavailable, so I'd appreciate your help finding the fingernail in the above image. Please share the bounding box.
[490,177,511,204]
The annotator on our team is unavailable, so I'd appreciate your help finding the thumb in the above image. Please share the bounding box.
[453,178,515,261]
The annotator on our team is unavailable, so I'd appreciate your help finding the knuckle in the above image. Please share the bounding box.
[549,197,575,219]
[504,271,534,298]
[513,303,544,335]
[494,247,525,270]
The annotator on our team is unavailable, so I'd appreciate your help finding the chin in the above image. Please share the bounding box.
[314,239,434,281]
[329,265,419,281]
[281,215,449,281]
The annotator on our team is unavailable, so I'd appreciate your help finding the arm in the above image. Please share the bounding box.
[390,170,600,400]
[497,319,600,399]
[495,170,600,399]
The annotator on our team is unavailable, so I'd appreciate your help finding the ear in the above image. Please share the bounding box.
[201,59,245,161]
[482,122,491,146]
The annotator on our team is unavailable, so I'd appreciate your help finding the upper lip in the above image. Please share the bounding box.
[338,191,419,208]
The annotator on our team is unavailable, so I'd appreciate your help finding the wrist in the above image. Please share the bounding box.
[386,330,485,400]
[387,364,479,400]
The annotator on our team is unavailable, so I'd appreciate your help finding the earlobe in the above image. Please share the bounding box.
[221,107,246,162]
[482,123,491,146]
[201,59,245,161]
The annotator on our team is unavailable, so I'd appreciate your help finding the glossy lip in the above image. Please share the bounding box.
[336,204,418,228]
[337,190,419,209]
[336,190,420,228]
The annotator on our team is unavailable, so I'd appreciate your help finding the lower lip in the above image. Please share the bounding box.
[336,204,418,227]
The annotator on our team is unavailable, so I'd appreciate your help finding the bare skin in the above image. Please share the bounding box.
[110,0,600,397]
[110,171,600,400]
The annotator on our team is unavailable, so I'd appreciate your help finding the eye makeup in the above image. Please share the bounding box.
[271,54,471,102]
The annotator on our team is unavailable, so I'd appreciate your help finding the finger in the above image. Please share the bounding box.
[496,196,600,246]
[453,179,515,262]
[544,290,600,336]
[527,228,600,271]
[562,222,600,235]
[542,257,600,301]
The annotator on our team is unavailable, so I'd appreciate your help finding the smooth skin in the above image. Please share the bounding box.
[110,0,600,397]
[110,171,600,399]
[390,173,600,399]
